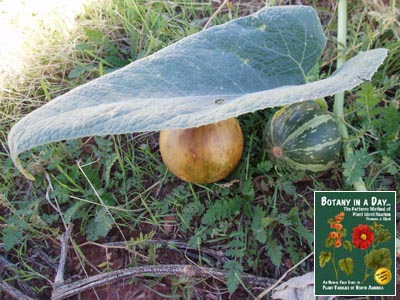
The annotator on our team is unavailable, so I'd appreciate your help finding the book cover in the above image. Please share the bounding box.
[314,191,396,296]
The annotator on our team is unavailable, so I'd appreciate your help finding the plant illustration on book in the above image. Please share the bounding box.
[319,211,352,280]
[359,222,392,284]
[319,213,392,282]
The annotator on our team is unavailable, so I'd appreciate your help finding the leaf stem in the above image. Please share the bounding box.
[333,0,366,191]
[362,252,371,284]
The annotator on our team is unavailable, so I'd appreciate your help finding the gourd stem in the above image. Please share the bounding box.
[333,0,366,191]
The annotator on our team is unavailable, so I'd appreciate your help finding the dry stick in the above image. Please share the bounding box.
[0,255,36,298]
[0,279,35,300]
[203,0,230,30]
[51,264,275,300]
[45,172,68,230]
[53,223,73,288]
[255,251,314,300]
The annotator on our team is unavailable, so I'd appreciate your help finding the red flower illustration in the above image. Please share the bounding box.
[352,224,374,250]
[329,231,338,239]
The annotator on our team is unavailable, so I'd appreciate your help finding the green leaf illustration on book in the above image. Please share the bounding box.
[319,251,331,268]
[365,248,392,270]
[338,257,354,275]
[342,240,353,252]
[369,220,392,244]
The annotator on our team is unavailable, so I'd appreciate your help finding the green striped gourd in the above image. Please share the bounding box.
[264,101,341,172]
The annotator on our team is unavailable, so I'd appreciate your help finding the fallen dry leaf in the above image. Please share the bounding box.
[272,272,336,300]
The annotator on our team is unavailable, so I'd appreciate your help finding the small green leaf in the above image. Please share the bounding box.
[338,257,353,275]
[306,63,320,82]
[83,27,104,44]
[355,83,381,112]
[201,197,242,226]
[382,156,399,175]
[86,207,113,240]
[379,104,400,141]
[325,237,335,248]
[295,222,314,243]
[241,179,255,200]
[342,149,372,186]
[42,213,60,225]
[103,153,119,187]
[2,226,24,251]
[342,240,353,251]
[181,200,204,231]
[224,260,243,294]
[252,206,267,243]
[370,221,383,231]
[286,207,300,224]
[225,238,246,259]
[68,65,86,79]
[267,239,283,267]
[375,228,392,244]
[64,201,85,224]
[262,216,276,228]
[327,218,335,224]
[338,228,347,238]
[256,160,273,173]
[319,251,331,268]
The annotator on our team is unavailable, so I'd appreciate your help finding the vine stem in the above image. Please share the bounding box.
[0,280,35,300]
[333,0,367,191]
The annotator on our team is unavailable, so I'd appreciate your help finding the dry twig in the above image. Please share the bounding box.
[53,223,73,288]
[51,264,275,300]
[0,254,36,297]
[0,279,35,300]
[203,0,230,29]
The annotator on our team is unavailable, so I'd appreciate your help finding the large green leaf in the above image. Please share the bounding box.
[364,248,392,270]
[8,5,387,180]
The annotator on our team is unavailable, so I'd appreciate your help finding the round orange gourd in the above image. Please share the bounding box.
[159,118,244,184]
